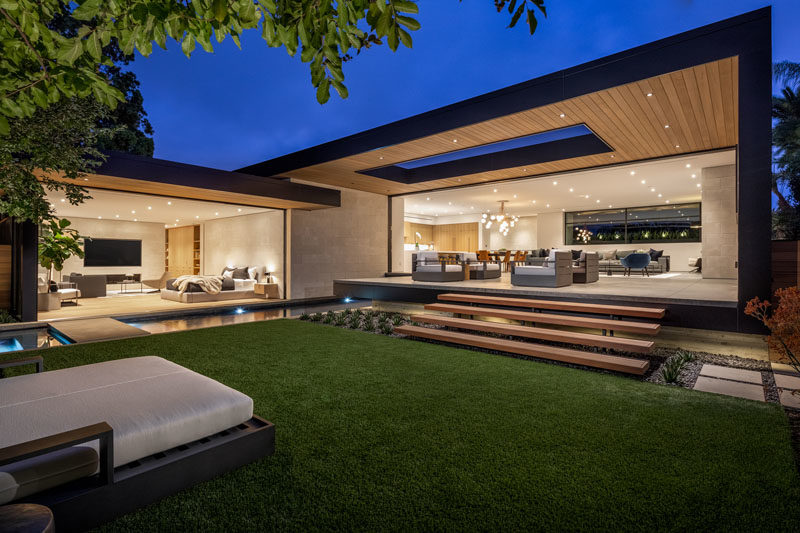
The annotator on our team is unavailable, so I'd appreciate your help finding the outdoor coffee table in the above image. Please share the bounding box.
[119,279,143,293]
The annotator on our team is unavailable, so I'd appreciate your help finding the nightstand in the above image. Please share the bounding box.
[254,282,280,299]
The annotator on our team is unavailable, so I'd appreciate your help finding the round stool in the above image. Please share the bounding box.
[0,504,54,533]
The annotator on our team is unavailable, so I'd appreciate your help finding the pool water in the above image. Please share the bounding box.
[0,328,67,353]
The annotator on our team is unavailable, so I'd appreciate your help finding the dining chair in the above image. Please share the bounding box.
[477,250,490,262]
[501,250,511,272]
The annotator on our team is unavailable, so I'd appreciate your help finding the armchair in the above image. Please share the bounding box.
[511,250,573,287]
[411,251,466,282]
[573,252,600,283]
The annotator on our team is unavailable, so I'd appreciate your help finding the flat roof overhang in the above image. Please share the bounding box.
[44,151,341,210]
[236,8,772,197]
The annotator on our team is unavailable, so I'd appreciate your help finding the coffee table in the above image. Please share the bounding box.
[119,279,143,293]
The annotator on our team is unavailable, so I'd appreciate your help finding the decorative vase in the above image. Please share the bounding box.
[49,281,58,293]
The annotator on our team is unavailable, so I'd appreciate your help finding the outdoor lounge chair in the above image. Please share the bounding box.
[0,355,274,532]
[510,250,573,288]
[458,252,501,280]
[142,271,174,291]
[411,251,467,282]
[572,252,600,283]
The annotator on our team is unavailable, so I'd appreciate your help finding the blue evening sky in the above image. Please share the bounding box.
[128,1,799,171]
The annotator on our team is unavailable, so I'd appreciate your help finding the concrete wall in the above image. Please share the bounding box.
[391,197,404,272]
[202,211,284,291]
[290,185,387,298]
[487,215,537,250]
[49,217,165,281]
[701,164,738,279]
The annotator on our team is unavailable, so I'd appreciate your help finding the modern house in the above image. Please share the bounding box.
[5,7,771,333]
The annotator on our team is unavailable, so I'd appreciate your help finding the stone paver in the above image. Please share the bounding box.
[774,373,800,391]
[779,390,800,409]
[771,362,800,375]
[699,364,762,385]
[693,376,765,402]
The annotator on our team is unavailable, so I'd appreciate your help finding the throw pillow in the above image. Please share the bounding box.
[616,250,634,260]
[232,267,249,279]
[602,249,617,260]
[649,248,664,261]
[571,249,582,260]
[247,266,260,280]
[222,269,234,279]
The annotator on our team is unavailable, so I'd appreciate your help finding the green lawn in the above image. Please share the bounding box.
[7,319,800,531]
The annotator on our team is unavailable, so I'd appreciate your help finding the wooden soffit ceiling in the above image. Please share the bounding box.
[282,57,738,195]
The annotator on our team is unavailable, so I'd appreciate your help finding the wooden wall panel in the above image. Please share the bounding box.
[167,226,196,276]
[0,245,10,309]
[772,240,800,291]
[433,223,479,252]
[404,222,433,245]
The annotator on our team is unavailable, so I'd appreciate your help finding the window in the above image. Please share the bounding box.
[565,203,701,245]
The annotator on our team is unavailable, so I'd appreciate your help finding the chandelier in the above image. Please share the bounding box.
[481,201,519,236]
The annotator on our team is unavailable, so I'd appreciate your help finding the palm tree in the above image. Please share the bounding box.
[772,62,800,238]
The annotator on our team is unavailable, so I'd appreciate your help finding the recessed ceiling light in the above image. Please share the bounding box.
[646,92,653,97]
[610,154,615,158]
[513,194,517,198]
[97,216,102,219]
[493,189,497,193]
[665,200,670,204]
[691,174,696,178]
[569,187,574,192]
[596,200,600,203]
[379,156,384,160]
[650,187,656,192]
[630,171,636,175]
[174,223,177,226]
[552,181,558,185]
[131,210,135,214]
[675,145,680,148]
[664,124,670,129]
[215,212,219,215]
[658,193,663,198]
[60,199,65,203]
[562,208,565,212]
[147,206,152,210]
[448,201,452,205]
[532,200,536,204]
[237,208,242,212]
[522,168,527,172]
[685,164,691,168]
[470,206,474,209]
[167,201,172,205]
[696,183,701,188]
[175,219,179,222]
[133,218,137,222]
[641,179,646,184]
[84,178,89,181]
[164,224,169,228]
[559,113,565,118]
[195,215,199,219]
[546,204,550,208]
[426,197,430,200]
[452,139,457,143]
[608,205,613,208]
[115,214,119,218]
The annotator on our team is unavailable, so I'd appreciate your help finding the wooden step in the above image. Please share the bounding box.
[424,303,661,336]
[395,325,650,375]
[414,315,655,354]
[438,293,666,319]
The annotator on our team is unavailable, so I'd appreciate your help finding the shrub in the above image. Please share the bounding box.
[362,319,376,332]
[391,315,405,326]
[660,357,684,383]
[310,312,323,322]
[322,312,335,324]
[0,310,17,323]
[348,316,361,329]
[380,323,394,335]
[745,286,800,374]
[334,313,347,327]
[299,313,310,321]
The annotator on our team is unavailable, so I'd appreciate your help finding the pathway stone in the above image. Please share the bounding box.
[699,364,762,385]
[779,390,800,409]
[693,375,765,402]
[774,373,800,391]
[771,362,800,375]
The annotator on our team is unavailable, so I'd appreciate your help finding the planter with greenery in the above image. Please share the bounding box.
[38,219,86,290]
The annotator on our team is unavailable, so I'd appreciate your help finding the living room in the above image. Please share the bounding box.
[37,188,285,318]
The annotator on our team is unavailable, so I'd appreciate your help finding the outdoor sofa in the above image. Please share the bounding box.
[411,251,467,282]
[511,250,573,287]
[526,249,670,274]
[0,355,274,532]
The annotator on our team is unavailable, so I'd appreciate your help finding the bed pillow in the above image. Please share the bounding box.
[222,269,234,279]
[247,266,260,281]
[232,267,249,279]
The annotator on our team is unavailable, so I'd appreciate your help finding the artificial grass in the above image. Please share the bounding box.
[6,319,800,531]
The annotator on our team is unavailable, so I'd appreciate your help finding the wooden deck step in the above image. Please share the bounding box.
[438,293,666,319]
[414,315,655,354]
[424,303,661,336]
[395,325,650,375]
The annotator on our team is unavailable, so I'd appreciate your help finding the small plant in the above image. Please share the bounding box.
[342,308,353,317]
[322,311,335,324]
[391,314,405,326]
[660,350,695,384]
[745,287,800,375]
[334,313,347,327]
[362,318,376,332]
[299,312,310,321]
[353,308,363,317]
[348,316,361,329]
[0,310,17,323]
[675,349,695,363]
[380,323,394,335]
[310,312,323,322]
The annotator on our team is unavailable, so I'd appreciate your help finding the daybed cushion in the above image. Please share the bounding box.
[0,356,254,501]
[416,264,462,273]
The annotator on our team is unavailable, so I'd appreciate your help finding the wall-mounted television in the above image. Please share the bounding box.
[84,238,142,267]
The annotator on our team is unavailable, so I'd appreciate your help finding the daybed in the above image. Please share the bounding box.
[458,252,501,280]
[411,251,467,282]
[511,250,573,287]
[0,355,274,532]
[160,266,264,303]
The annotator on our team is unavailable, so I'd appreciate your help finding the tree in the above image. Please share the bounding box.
[38,218,86,286]
[745,287,800,380]
[0,0,548,133]
[772,61,800,239]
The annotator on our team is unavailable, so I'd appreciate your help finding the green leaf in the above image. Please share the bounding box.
[526,9,538,35]
[397,27,412,48]
[316,78,330,104]
[86,33,101,61]
[331,79,348,99]
[0,114,8,136]
[181,34,196,56]
[72,0,103,21]
[57,39,83,66]
[392,1,418,14]
[212,0,227,22]
[396,15,420,31]
[509,3,525,28]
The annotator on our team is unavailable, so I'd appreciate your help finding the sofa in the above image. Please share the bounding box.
[511,250,573,287]
[411,251,466,282]
[63,273,107,298]
[0,355,274,531]
[526,249,669,274]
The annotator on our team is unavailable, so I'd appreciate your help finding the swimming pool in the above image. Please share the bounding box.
[0,327,69,353]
